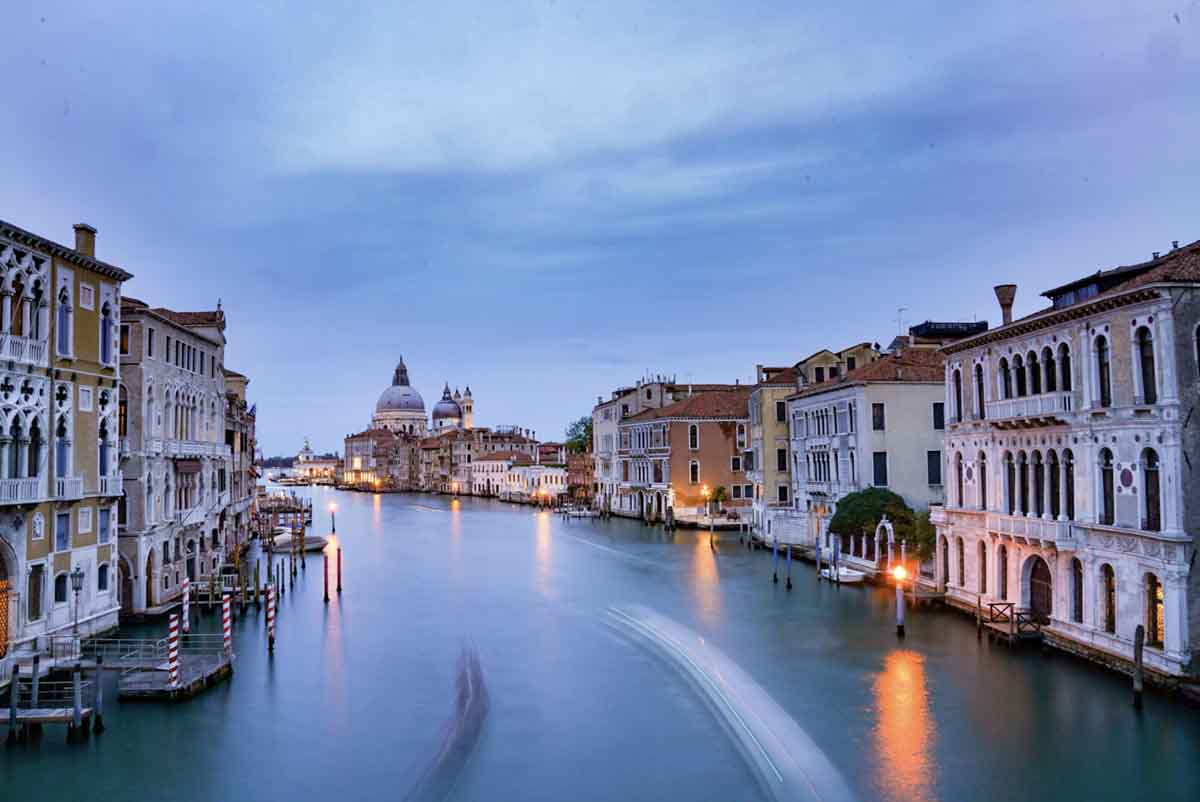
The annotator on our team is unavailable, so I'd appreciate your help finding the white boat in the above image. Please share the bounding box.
[271,533,330,553]
[563,508,598,518]
[820,566,866,584]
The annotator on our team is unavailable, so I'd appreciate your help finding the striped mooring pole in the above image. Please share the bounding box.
[181,577,191,634]
[167,614,181,688]
[266,583,276,653]
[222,593,232,655]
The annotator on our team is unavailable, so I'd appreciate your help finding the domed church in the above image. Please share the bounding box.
[371,356,473,434]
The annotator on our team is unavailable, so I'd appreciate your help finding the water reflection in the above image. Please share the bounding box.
[873,650,938,802]
[534,512,554,600]
[689,535,722,625]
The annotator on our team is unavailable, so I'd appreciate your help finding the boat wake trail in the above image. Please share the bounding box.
[402,648,490,802]
[607,605,857,802]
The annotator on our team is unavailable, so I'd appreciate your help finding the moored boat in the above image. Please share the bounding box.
[820,566,866,584]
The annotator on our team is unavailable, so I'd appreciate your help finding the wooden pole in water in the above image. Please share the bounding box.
[786,542,792,591]
[289,556,294,588]
[7,663,18,745]
[92,655,105,734]
[70,665,83,742]
[1132,624,1145,710]
[323,552,330,604]
[895,579,906,638]
[772,536,778,584]
[337,548,342,594]
[222,593,232,655]
[266,583,276,654]
[976,596,983,638]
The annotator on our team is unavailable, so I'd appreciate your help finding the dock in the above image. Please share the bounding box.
[978,602,1043,645]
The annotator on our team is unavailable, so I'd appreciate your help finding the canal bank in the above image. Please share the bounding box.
[4,487,1198,802]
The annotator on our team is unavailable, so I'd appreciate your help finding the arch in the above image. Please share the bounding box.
[1145,573,1164,647]
[53,571,68,604]
[1048,450,1060,518]
[955,536,965,586]
[973,362,985,419]
[1058,343,1072,392]
[27,417,42,478]
[688,460,699,484]
[1063,448,1076,520]
[998,357,1012,399]
[1099,563,1116,633]
[1032,451,1045,516]
[997,544,1009,600]
[119,556,134,615]
[1013,354,1027,397]
[97,562,110,593]
[1023,555,1052,622]
[977,451,988,510]
[1095,335,1112,408]
[1017,451,1029,514]
[1027,350,1041,395]
[952,368,963,423]
[939,535,949,589]
[1098,448,1115,525]
[687,424,699,450]
[1042,346,1056,392]
[1004,451,1016,514]
[145,547,158,608]
[977,540,988,594]
[1136,326,1157,405]
[1142,448,1161,532]
[954,452,964,507]
[1070,557,1084,623]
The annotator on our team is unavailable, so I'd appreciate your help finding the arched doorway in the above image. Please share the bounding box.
[119,557,133,615]
[1027,556,1052,623]
[939,535,949,590]
[186,540,197,582]
[145,549,156,609]
[654,492,663,521]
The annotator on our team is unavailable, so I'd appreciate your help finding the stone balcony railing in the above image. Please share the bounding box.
[97,473,123,497]
[0,476,42,505]
[55,475,84,500]
[986,511,1074,545]
[0,334,48,367]
[984,391,1078,426]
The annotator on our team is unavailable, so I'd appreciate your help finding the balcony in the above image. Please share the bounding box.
[0,334,48,367]
[984,391,1078,428]
[986,511,1074,546]
[98,473,123,497]
[0,476,42,504]
[54,475,84,500]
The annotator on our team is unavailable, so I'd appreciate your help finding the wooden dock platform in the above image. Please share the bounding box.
[10,707,94,725]
[119,653,233,701]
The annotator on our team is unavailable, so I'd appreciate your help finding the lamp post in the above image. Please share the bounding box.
[892,564,907,638]
[701,485,713,548]
[70,565,84,637]
[329,502,337,533]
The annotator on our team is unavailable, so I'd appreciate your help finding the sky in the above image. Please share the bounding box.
[1,2,1197,456]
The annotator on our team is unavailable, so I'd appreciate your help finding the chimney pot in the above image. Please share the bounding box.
[73,223,96,257]
[1153,252,1160,260]
[993,284,1017,326]
[1172,240,1180,250]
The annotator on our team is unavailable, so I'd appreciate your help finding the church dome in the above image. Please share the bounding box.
[432,383,462,420]
[376,357,426,413]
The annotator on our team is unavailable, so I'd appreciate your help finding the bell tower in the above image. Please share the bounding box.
[462,386,474,429]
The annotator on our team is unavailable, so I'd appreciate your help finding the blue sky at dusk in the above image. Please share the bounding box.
[2,2,1197,455]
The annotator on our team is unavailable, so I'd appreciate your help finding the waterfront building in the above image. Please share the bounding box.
[784,346,949,547]
[934,242,1200,679]
[617,388,751,521]
[0,220,131,681]
[509,462,568,502]
[294,438,339,482]
[343,427,418,490]
[117,297,232,614]
[537,441,567,465]
[223,369,256,551]
[567,452,595,501]
[471,450,530,497]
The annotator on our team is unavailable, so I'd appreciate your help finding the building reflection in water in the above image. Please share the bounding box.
[873,650,938,802]
[534,512,554,599]
[690,535,722,625]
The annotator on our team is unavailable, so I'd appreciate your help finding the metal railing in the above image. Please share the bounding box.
[14,676,95,709]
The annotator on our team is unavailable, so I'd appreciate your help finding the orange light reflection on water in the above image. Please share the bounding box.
[534,512,554,599]
[690,535,721,625]
[873,650,938,802]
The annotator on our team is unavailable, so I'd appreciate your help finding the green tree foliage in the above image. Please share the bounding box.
[827,487,936,560]
[710,486,729,509]
[565,416,593,454]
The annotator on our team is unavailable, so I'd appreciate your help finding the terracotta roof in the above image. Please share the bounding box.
[756,364,800,388]
[625,388,751,421]
[0,218,134,282]
[473,450,529,462]
[787,348,944,400]
[121,296,149,309]
[151,308,225,328]
[224,368,247,379]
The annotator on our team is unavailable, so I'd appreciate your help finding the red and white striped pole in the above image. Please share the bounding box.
[266,583,276,653]
[222,593,232,655]
[181,577,191,634]
[167,613,180,688]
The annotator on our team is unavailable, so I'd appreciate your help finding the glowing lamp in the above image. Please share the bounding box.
[892,565,907,582]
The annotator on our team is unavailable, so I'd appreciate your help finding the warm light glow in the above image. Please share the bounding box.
[872,651,937,802]
[892,565,907,582]
[329,503,337,512]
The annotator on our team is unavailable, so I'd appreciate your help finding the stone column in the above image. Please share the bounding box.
[1157,303,1179,403]
[20,299,30,337]
[0,437,10,480]
[0,292,10,335]
[1043,459,1053,520]
[1058,457,1070,521]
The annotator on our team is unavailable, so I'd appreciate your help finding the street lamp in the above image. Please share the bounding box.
[892,564,907,638]
[70,565,85,635]
[329,502,336,533]
[701,485,713,548]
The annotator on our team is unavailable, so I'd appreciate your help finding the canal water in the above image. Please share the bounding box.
[4,487,1198,801]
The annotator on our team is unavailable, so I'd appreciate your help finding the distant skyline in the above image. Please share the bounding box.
[2,2,1197,455]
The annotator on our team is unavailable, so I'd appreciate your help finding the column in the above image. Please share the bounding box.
[1157,305,1179,403]
[1164,570,1189,658]
[1043,458,1053,520]
[1058,457,1069,521]
[0,292,10,335]
[20,299,29,337]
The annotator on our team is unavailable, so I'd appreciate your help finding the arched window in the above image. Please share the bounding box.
[1136,327,1156,405]
[955,537,965,586]
[688,460,699,484]
[955,452,964,507]
[98,563,109,592]
[998,545,1008,600]
[1018,451,1029,515]
[1095,336,1112,408]
[978,451,988,510]
[98,421,110,478]
[1142,448,1161,532]
[849,451,856,483]
[1146,573,1164,647]
[1013,355,1027,397]
[978,541,987,594]
[54,572,68,603]
[1048,451,1060,518]
[1042,346,1056,392]
[1027,351,1041,395]
[1032,451,1045,517]
[28,418,42,478]
[56,287,71,355]
[1071,558,1083,623]
[1100,564,1116,633]
[1099,448,1115,525]
[100,302,112,364]
[998,358,1012,399]
[940,536,949,587]
[974,363,985,419]
[688,425,698,450]
[8,418,22,480]
[1004,451,1016,514]
[55,415,69,479]
[952,369,963,423]
[1063,448,1075,520]
[1058,343,1072,392]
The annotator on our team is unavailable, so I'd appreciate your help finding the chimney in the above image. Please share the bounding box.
[73,223,96,257]
[993,284,1017,326]
[1152,252,1160,260]
[1172,240,1180,250]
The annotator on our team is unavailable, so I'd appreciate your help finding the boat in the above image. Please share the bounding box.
[563,507,598,518]
[271,532,330,553]
[819,566,866,584]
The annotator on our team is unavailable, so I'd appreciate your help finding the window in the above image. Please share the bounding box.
[100,302,112,363]
[1048,451,1060,517]
[998,545,1008,600]
[1018,452,1029,514]
[777,484,789,503]
[54,573,69,604]
[98,563,109,592]
[688,424,699,450]
[1146,574,1164,647]
[872,452,888,486]
[872,403,885,431]
[165,335,171,362]
[99,508,111,544]
[147,327,155,357]
[974,364,986,418]
[1028,351,1041,394]
[78,507,92,534]
[952,369,963,422]
[1101,564,1116,633]
[830,367,840,379]
[1142,449,1161,532]
[1095,336,1112,408]
[978,542,987,594]
[743,484,753,499]
[27,565,44,621]
[79,284,95,310]
[119,324,131,355]
[1042,347,1056,393]
[1071,558,1084,623]
[1099,448,1115,525]
[978,452,988,510]
[79,386,93,412]
[932,402,945,430]
[956,537,965,586]
[56,287,72,356]
[927,451,941,485]
[999,357,1012,399]
[1064,449,1076,520]
[55,511,70,551]
[689,460,699,484]
[1013,355,1026,397]
[955,452,965,506]
[1136,327,1156,404]
[775,401,786,422]
[736,424,746,449]
[732,485,742,499]
[1058,343,1072,392]
[815,367,825,382]
[776,448,787,472]
[846,356,857,372]
[730,456,742,472]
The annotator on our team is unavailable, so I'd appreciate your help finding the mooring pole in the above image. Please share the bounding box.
[92,655,105,734]
[70,665,83,742]
[895,579,906,638]
[254,561,261,609]
[337,548,342,594]
[772,537,779,584]
[323,553,330,604]
[786,542,793,590]
[1133,624,1145,710]
[222,593,232,655]
[267,583,276,654]
[815,538,822,581]
[7,663,19,745]
[976,596,983,638]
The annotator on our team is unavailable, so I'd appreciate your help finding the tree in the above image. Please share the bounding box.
[827,487,936,560]
[565,416,593,454]
[709,485,729,511]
